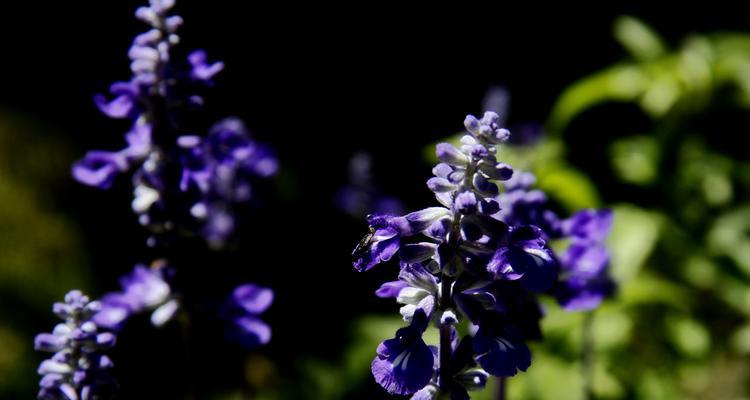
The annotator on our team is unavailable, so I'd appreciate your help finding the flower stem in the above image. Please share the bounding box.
[495,377,506,400]
[582,311,595,400]
[438,275,453,392]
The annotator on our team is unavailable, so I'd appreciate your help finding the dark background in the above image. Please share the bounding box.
[2,1,750,399]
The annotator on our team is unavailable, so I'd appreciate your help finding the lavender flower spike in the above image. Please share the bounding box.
[35,290,117,400]
[73,0,278,249]
[354,111,558,397]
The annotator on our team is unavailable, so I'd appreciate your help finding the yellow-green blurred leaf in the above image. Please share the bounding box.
[610,135,660,185]
[608,205,662,283]
[666,316,711,359]
[614,16,667,61]
[619,275,690,310]
[547,65,648,132]
[536,166,601,211]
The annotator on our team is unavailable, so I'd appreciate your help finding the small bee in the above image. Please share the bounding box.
[352,226,376,262]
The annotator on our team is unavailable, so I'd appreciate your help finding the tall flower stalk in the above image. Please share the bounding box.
[35,1,277,398]
[35,291,117,400]
[353,111,613,398]
[69,0,276,337]
[72,0,277,250]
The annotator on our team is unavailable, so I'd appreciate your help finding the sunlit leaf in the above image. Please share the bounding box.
[547,65,648,132]
[608,205,662,283]
[619,275,690,310]
[666,316,711,359]
[730,323,750,355]
[707,206,750,279]
[610,135,660,185]
[614,16,667,61]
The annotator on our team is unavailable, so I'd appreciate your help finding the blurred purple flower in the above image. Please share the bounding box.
[335,152,405,218]
[224,284,273,349]
[72,0,277,249]
[94,263,177,330]
[35,290,117,400]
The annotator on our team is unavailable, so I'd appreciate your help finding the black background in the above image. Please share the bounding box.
[2,1,750,398]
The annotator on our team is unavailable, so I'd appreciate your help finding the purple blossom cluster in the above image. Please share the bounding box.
[92,263,178,331]
[497,172,615,311]
[69,0,275,336]
[353,111,613,398]
[71,0,277,249]
[178,118,278,247]
[35,2,276,398]
[35,291,117,400]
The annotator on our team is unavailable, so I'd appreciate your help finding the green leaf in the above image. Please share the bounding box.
[614,16,667,61]
[666,316,711,359]
[536,166,602,211]
[608,205,662,283]
[706,206,750,279]
[609,135,661,185]
[730,323,750,355]
[619,275,690,310]
[547,65,647,132]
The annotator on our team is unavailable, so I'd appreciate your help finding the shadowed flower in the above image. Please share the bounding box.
[473,314,531,377]
[224,284,273,349]
[355,112,558,397]
[555,209,615,310]
[488,225,557,292]
[94,263,178,330]
[35,290,117,400]
[372,310,436,395]
[71,0,277,249]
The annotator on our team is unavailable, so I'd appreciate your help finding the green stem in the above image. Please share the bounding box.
[582,311,595,400]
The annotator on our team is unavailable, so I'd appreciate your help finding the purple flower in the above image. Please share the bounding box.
[488,226,558,292]
[72,151,128,189]
[394,263,439,321]
[372,309,436,395]
[473,315,531,377]
[72,0,277,249]
[188,50,225,82]
[563,209,614,243]
[35,290,117,400]
[376,280,409,298]
[94,81,140,119]
[555,244,615,311]
[224,284,273,349]
[353,208,449,272]
[495,174,562,239]
[555,209,615,311]
[177,118,278,248]
[94,264,177,330]
[355,112,559,397]
[495,171,615,311]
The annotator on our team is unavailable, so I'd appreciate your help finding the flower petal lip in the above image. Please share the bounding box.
[371,310,435,395]
[232,284,274,314]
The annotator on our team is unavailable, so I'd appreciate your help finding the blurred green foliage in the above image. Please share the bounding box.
[422,16,750,400]
[513,16,750,400]
[0,111,89,398]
